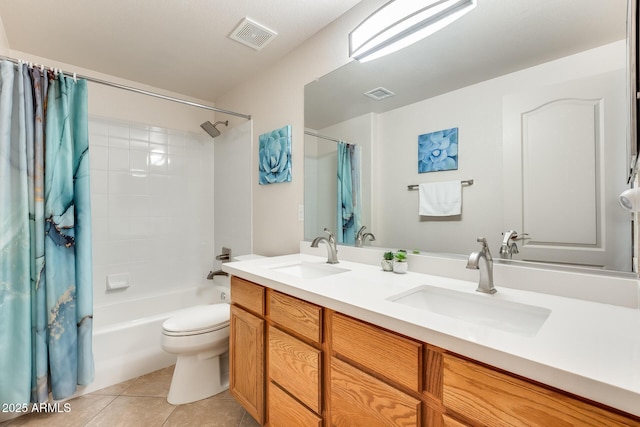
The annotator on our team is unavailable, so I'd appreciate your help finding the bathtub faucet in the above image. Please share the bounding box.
[207,269,228,279]
[208,247,232,279]
[215,247,232,262]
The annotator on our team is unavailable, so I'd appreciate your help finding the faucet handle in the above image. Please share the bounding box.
[512,233,530,241]
[323,227,336,244]
[476,237,493,260]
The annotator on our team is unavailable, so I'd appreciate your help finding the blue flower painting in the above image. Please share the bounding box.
[259,125,292,185]
[418,127,458,173]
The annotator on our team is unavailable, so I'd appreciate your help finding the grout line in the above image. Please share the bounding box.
[82,394,118,426]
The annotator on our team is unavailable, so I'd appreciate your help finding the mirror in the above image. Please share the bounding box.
[304,0,635,273]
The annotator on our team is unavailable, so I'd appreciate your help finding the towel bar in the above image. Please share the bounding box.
[407,179,473,191]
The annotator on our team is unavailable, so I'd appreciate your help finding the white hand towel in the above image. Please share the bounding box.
[418,181,462,216]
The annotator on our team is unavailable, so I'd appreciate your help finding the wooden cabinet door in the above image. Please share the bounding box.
[230,304,264,424]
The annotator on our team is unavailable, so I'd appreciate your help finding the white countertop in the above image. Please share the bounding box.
[222,252,640,417]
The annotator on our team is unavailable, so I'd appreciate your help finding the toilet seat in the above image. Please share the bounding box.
[162,304,230,337]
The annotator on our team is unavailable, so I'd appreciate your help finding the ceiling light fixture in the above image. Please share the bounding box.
[349,0,477,62]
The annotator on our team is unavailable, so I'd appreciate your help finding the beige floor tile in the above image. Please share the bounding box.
[6,395,116,427]
[121,366,174,398]
[239,412,261,427]
[0,366,254,427]
[85,396,175,427]
[211,390,235,400]
[163,397,245,427]
[89,378,138,396]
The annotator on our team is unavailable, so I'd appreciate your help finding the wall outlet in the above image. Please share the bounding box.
[297,204,304,221]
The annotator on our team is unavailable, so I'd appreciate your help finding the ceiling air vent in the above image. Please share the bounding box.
[229,17,277,51]
[364,87,395,101]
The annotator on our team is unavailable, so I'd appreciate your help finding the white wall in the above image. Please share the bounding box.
[216,0,388,255]
[214,120,253,260]
[0,15,8,55]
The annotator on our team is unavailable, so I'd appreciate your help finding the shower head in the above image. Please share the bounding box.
[200,120,229,138]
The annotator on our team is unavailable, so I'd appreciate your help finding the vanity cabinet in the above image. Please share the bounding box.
[229,276,640,426]
[230,276,324,426]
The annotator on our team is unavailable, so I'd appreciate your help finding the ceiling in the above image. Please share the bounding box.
[305,0,628,129]
[0,0,362,103]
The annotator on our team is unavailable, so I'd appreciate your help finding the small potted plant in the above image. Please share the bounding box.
[393,250,408,274]
[381,251,394,271]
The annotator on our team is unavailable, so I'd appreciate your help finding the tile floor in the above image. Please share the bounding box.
[0,366,260,427]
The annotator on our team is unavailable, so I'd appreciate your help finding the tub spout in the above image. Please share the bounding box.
[207,269,229,280]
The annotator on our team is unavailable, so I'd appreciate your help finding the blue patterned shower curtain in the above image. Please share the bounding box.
[0,60,93,405]
[337,142,361,244]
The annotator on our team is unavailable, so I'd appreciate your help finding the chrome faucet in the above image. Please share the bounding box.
[215,247,232,262]
[311,228,339,264]
[355,226,376,247]
[499,230,520,259]
[208,247,231,279]
[466,237,496,294]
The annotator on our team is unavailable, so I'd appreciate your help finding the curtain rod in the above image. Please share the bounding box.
[304,130,347,144]
[0,55,252,120]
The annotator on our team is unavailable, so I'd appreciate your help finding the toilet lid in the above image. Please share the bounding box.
[162,304,230,334]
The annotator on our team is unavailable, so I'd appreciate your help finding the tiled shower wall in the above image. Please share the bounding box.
[88,117,215,307]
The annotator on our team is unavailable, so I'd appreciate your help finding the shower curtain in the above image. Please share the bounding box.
[0,60,93,405]
[337,141,361,244]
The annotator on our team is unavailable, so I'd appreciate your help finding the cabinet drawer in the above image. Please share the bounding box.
[330,357,421,427]
[331,312,422,392]
[268,325,322,413]
[231,277,265,315]
[269,381,322,427]
[441,414,471,427]
[443,354,640,427]
[268,290,322,343]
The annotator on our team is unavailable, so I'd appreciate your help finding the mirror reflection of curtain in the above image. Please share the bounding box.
[337,142,361,243]
[0,60,93,405]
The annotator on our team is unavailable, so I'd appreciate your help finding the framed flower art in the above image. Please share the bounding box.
[259,125,292,184]
[418,127,458,173]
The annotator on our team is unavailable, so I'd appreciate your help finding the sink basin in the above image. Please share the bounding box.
[270,262,350,280]
[389,285,551,336]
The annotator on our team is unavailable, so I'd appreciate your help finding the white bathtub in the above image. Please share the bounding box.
[83,277,230,394]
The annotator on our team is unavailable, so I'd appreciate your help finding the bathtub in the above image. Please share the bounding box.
[83,277,230,394]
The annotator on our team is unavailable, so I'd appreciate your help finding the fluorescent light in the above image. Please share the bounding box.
[349,0,477,62]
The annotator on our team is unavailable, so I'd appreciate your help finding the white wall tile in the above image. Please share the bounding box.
[90,116,216,306]
[90,134,108,147]
[129,151,149,174]
[90,145,109,170]
[108,216,130,240]
[108,123,129,139]
[91,193,108,218]
[90,169,109,194]
[150,130,168,145]
[108,136,129,149]
[108,147,129,171]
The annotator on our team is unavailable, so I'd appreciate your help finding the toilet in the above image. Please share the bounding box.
[161,303,230,405]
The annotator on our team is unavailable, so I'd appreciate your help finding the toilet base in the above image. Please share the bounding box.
[167,351,229,405]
